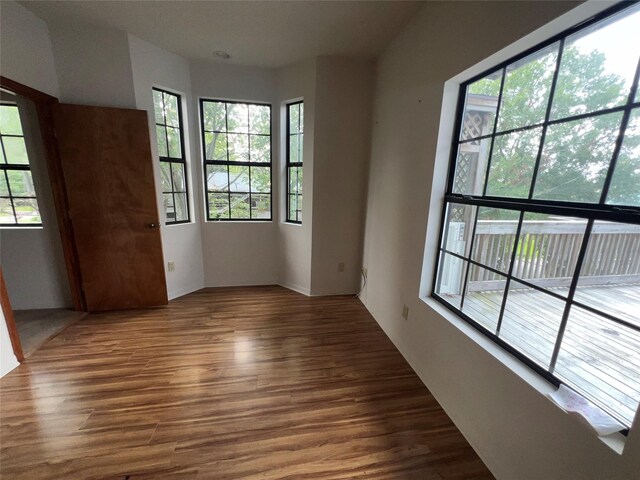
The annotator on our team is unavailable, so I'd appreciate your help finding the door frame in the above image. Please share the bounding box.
[0,76,86,360]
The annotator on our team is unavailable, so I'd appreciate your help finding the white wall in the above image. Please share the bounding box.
[310,56,373,295]
[128,35,205,300]
[48,22,136,108]
[190,60,281,287]
[276,59,316,295]
[361,1,639,479]
[0,1,59,98]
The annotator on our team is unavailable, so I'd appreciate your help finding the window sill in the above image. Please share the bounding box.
[420,295,628,454]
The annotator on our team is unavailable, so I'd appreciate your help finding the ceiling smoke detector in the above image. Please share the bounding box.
[214,50,231,60]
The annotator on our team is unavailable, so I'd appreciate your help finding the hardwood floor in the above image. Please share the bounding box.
[0,286,493,479]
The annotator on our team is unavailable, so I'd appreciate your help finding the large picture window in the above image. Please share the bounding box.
[433,3,640,430]
[201,99,271,221]
[0,102,41,226]
[286,101,304,223]
[153,88,190,224]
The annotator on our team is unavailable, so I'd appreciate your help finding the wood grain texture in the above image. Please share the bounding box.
[52,103,167,311]
[0,286,493,480]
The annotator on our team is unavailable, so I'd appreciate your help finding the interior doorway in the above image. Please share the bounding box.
[0,86,83,357]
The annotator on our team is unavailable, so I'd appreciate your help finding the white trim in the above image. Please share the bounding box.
[278,281,310,296]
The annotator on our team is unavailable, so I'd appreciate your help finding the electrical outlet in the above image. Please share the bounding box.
[338,262,345,273]
[402,304,409,320]
[168,261,175,272]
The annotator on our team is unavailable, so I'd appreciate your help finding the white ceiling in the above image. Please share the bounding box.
[20,0,425,68]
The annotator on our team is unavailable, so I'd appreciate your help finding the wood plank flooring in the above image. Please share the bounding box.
[0,286,493,480]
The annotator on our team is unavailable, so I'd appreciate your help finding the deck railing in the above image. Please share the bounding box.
[468,220,640,291]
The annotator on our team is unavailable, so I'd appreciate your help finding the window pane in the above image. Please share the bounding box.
[551,6,640,120]
[459,72,501,141]
[296,166,303,194]
[208,193,229,220]
[206,165,228,192]
[0,173,8,196]
[299,104,304,132]
[227,104,248,133]
[296,194,302,221]
[203,101,226,132]
[163,193,175,222]
[153,90,164,124]
[440,202,476,258]
[288,168,297,196]
[251,193,270,219]
[1,144,5,163]
[228,165,249,192]
[497,43,559,132]
[555,306,640,427]
[174,193,188,222]
[230,193,250,219]
[288,194,297,221]
[452,137,492,195]
[512,214,588,295]
[607,107,640,206]
[462,265,506,333]
[156,126,168,157]
[574,220,640,328]
[14,197,41,224]
[289,134,300,163]
[160,161,172,192]
[0,105,23,135]
[250,135,270,163]
[0,198,14,223]
[205,132,227,161]
[289,103,300,134]
[499,280,565,368]
[249,105,270,135]
[3,137,28,164]
[471,207,519,273]
[250,166,270,193]
[163,93,180,127]
[533,112,623,202]
[228,133,249,162]
[7,170,36,196]
[166,126,182,158]
[486,127,542,198]
[171,163,186,192]
[435,252,468,309]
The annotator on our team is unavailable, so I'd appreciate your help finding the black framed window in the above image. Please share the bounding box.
[433,3,640,430]
[286,101,304,223]
[201,99,272,221]
[153,88,190,224]
[0,102,42,226]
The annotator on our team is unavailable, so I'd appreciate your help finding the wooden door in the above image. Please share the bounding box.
[52,104,167,311]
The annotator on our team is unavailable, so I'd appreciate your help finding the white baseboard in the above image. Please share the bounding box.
[278,281,311,296]
[168,283,205,301]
